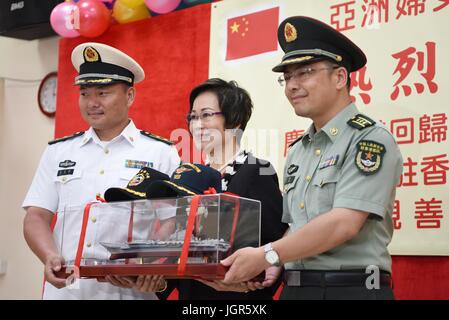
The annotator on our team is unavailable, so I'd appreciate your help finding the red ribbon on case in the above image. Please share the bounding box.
[74,196,105,269]
[177,195,202,276]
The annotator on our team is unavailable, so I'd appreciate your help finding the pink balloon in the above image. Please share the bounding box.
[144,0,181,14]
[50,2,80,38]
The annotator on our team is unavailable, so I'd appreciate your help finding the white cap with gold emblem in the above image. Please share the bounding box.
[71,42,145,86]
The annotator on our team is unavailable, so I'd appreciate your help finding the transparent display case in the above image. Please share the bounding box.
[55,194,261,280]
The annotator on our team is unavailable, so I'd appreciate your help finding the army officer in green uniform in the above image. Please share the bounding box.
[221,16,403,300]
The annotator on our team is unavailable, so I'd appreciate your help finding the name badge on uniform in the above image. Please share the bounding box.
[319,154,339,170]
[283,175,296,193]
[284,175,295,185]
[125,160,152,169]
[57,169,74,176]
[59,160,76,168]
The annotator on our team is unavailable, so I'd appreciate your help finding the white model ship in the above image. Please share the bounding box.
[100,238,231,260]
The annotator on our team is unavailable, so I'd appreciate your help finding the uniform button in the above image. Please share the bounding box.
[315,149,321,156]
[61,177,67,182]
[330,128,339,136]
[306,176,312,182]
[99,169,104,175]
[86,242,92,248]
[91,217,97,223]
[104,149,109,154]
[299,202,305,209]
[129,136,134,142]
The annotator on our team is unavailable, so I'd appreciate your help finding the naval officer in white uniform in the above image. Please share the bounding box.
[22,42,180,300]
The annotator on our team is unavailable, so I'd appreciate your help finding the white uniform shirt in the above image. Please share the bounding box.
[22,120,180,300]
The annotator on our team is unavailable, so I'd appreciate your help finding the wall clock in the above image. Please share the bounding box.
[38,72,57,117]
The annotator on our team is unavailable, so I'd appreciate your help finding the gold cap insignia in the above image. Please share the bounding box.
[83,46,100,63]
[175,167,191,174]
[284,23,297,43]
[129,174,145,187]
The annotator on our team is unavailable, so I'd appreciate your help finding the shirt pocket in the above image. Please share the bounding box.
[54,169,83,208]
[311,168,339,215]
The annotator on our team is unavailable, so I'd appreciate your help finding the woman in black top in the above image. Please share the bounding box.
[150,78,288,300]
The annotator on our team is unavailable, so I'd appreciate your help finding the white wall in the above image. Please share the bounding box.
[0,36,58,299]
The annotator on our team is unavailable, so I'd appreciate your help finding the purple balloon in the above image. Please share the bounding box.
[144,0,181,14]
[100,0,116,10]
[50,2,80,38]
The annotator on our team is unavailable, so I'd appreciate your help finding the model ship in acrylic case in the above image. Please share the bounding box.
[55,194,261,280]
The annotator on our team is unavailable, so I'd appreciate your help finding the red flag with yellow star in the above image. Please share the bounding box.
[225,7,279,61]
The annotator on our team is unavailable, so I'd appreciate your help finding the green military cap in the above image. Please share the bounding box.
[272,16,367,73]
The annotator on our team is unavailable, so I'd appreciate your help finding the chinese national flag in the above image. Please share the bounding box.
[226,7,279,61]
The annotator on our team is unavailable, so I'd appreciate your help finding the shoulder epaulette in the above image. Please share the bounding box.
[289,136,303,148]
[48,131,84,145]
[347,114,376,130]
[140,130,173,145]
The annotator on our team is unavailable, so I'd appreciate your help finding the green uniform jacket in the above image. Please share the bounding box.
[283,103,403,273]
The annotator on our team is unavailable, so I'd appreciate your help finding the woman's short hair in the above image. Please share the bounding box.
[189,78,253,131]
